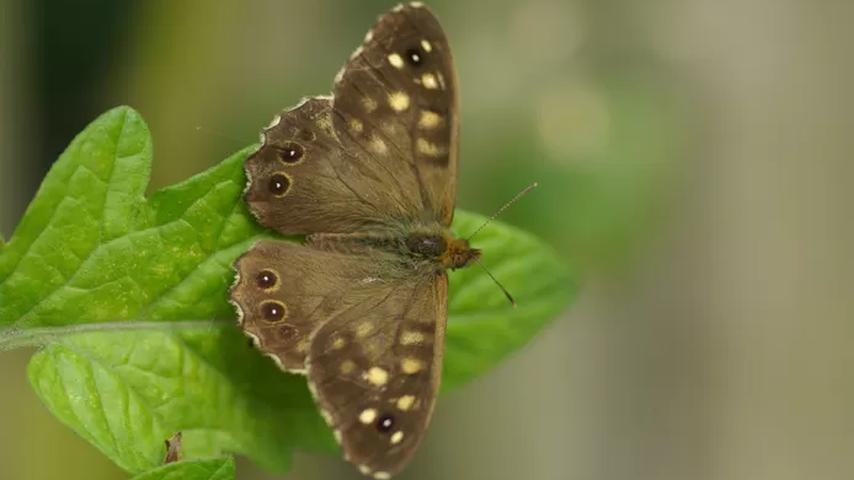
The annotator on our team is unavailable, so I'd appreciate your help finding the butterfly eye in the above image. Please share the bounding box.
[276,142,304,164]
[405,47,424,66]
[376,414,395,433]
[260,300,287,322]
[256,269,278,290]
[268,173,291,196]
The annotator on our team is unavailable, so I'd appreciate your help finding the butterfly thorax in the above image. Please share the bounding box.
[307,227,479,271]
[406,232,480,270]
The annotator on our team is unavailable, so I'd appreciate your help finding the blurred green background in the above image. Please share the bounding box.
[1,0,851,479]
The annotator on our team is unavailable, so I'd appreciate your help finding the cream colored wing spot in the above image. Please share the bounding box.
[400,330,424,345]
[349,118,364,133]
[350,45,364,60]
[401,357,424,374]
[370,136,388,154]
[330,336,346,350]
[364,29,374,43]
[362,96,378,113]
[359,465,372,475]
[388,53,404,69]
[416,138,444,156]
[421,73,439,89]
[396,395,415,411]
[420,39,432,52]
[359,408,378,424]
[364,366,389,386]
[333,430,343,443]
[388,91,411,112]
[390,431,404,445]
[340,359,357,374]
[374,473,391,480]
[418,110,442,129]
[356,321,373,338]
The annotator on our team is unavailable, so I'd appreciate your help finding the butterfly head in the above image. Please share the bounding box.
[444,236,481,270]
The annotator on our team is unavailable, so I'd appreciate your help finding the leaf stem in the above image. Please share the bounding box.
[0,320,231,352]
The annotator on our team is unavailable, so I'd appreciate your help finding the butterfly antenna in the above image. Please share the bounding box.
[466,181,539,242]
[475,257,517,308]
[465,181,538,307]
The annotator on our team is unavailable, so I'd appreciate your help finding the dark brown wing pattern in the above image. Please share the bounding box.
[245,3,459,234]
[232,241,448,478]
[307,273,447,479]
[231,240,394,372]
[332,3,459,225]
[243,96,421,235]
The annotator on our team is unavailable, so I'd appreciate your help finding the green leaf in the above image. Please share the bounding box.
[129,457,235,480]
[27,325,329,474]
[0,106,262,327]
[444,212,573,390]
[3,107,576,474]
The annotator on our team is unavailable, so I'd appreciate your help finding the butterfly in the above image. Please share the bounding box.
[229,3,476,478]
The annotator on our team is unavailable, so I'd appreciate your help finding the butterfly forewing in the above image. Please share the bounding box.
[332,4,458,225]
[244,97,422,234]
[307,273,447,478]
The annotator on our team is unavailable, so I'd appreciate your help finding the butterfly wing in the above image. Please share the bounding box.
[233,239,448,477]
[307,272,447,479]
[231,240,398,372]
[245,4,458,234]
[244,97,423,234]
[332,3,459,226]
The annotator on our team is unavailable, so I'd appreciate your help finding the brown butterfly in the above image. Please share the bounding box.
[229,3,476,478]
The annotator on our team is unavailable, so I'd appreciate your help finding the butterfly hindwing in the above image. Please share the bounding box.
[332,3,459,225]
[231,240,395,372]
[307,273,447,479]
